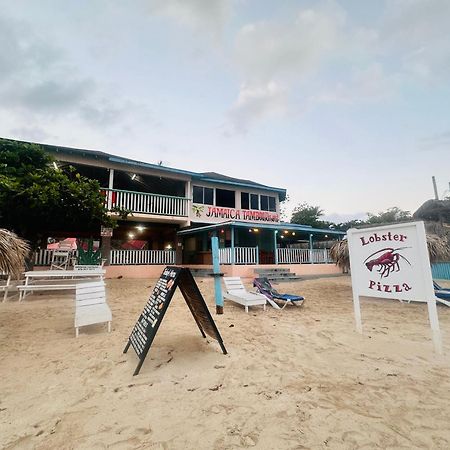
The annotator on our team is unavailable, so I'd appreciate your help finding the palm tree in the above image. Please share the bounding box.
[0,229,30,278]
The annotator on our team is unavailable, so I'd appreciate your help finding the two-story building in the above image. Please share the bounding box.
[29,140,344,278]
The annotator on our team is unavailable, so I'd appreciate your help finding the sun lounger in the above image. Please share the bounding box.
[433,281,450,307]
[75,281,112,337]
[223,277,266,313]
[253,277,304,310]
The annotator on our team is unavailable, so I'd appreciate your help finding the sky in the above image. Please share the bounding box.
[1,0,449,223]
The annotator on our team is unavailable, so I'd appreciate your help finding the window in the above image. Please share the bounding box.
[216,188,235,208]
[250,193,259,210]
[260,195,269,211]
[241,192,249,210]
[268,196,276,212]
[192,186,213,205]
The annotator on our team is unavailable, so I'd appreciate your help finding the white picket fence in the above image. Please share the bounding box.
[34,249,78,266]
[219,247,258,265]
[104,188,189,217]
[110,249,176,265]
[277,248,332,264]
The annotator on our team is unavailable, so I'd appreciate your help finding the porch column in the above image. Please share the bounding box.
[107,168,114,210]
[309,234,314,264]
[101,236,111,266]
[231,226,235,264]
[273,230,278,264]
[211,236,224,314]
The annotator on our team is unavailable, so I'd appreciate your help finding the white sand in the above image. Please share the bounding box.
[2,276,450,449]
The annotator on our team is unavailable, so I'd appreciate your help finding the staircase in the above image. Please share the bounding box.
[253,267,301,282]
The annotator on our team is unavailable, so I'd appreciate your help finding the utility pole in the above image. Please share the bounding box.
[432,176,439,200]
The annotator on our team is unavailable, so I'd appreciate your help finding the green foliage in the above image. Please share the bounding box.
[290,202,324,227]
[0,138,114,247]
[290,202,334,229]
[77,239,102,265]
[366,207,411,224]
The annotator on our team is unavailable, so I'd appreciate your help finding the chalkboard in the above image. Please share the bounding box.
[124,266,227,375]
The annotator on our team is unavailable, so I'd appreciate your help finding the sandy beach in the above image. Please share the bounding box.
[2,276,450,449]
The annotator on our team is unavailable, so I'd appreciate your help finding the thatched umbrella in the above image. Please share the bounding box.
[0,229,30,278]
[330,233,449,271]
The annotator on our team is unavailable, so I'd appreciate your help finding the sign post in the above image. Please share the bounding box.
[123,266,227,375]
[347,221,442,353]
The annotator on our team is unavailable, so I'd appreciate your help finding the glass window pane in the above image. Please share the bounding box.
[268,196,276,212]
[204,188,214,205]
[216,188,235,207]
[241,192,249,210]
[193,186,203,203]
[250,194,259,210]
[260,195,269,211]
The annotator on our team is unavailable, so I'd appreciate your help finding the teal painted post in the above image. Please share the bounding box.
[273,230,278,264]
[309,234,314,264]
[231,226,235,265]
[211,236,224,314]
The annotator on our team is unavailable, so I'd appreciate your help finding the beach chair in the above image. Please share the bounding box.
[75,281,112,337]
[253,277,304,310]
[223,277,266,313]
[1,273,11,302]
[50,249,72,270]
[434,281,450,307]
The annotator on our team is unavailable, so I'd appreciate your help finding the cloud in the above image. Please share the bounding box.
[227,81,288,133]
[419,130,450,151]
[144,0,231,39]
[382,0,450,81]
[234,2,346,83]
[313,63,398,104]
[0,15,152,138]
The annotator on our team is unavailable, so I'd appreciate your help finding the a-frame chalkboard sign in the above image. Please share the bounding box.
[123,266,227,375]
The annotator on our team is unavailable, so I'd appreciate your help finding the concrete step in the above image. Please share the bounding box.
[189,269,214,277]
[254,268,291,274]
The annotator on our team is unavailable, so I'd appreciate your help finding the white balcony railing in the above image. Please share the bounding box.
[219,247,258,265]
[103,188,189,217]
[34,249,79,266]
[277,248,332,264]
[110,249,176,265]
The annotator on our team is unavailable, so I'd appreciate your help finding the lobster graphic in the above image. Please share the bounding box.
[364,247,411,278]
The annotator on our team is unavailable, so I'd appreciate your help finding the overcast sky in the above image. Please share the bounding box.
[1,0,449,222]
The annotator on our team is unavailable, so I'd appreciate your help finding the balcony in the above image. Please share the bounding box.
[102,188,189,218]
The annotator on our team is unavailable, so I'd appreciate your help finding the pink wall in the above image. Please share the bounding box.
[105,263,341,279]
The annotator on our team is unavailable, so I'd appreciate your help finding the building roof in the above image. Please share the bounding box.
[4,138,286,200]
[177,221,345,237]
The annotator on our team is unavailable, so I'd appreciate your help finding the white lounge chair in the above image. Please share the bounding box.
[1,273,11,302]
[223,277,266,313]
[75,281,112,337]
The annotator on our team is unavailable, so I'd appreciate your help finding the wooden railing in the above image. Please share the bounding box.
[103,188,189,217]
[219,247,258,265]
[110,249,176,265]
[277,248,332,264]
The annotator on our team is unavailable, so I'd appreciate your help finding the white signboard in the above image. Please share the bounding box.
[347,221,441,353]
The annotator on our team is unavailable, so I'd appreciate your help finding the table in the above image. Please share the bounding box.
[18,269,106,301]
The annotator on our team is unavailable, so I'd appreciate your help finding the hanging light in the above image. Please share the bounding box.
[131,173,137,180]
[292,232,296,236]
[253,228,259,232]
[284,230,289,234]
[128,233,135,239]
[136,225,145,232]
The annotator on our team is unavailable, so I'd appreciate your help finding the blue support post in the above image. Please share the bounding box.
[273,230,278,264]
[211,236,224,314]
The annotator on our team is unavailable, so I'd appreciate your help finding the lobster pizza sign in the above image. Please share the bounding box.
[347,221,442,353]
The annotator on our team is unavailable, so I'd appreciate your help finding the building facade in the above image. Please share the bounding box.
[32,141,343,278]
